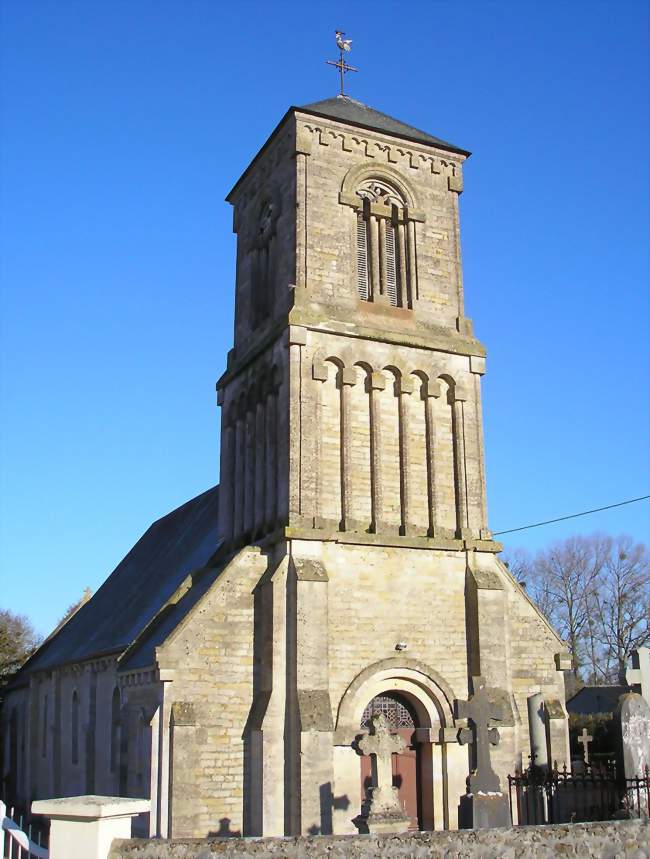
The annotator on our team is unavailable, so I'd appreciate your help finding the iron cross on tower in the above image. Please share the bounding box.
[326,30,358,96]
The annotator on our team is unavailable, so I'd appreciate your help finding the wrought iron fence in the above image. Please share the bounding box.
[508,762,650,825]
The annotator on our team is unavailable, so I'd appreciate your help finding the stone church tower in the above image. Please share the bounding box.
[1,95,570,839]
[208,95,570,834]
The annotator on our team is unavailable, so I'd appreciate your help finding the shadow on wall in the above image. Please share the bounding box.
[306,783,351,836]
[208,818,241,838]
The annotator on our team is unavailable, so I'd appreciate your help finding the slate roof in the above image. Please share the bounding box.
[298,95,470,156]
[16,486,221,679]
[566,685,627,715]
[227,95,470,201]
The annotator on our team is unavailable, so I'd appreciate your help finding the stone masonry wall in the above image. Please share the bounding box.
[155,546,270,838]
[293,112,467,332]
[2,657,159,809]
[111,819,649,859]
[297,329,486,539]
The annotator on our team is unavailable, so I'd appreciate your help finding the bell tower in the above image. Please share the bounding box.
[217,94,492,549]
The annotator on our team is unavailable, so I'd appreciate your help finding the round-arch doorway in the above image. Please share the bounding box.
[360,691,432,830]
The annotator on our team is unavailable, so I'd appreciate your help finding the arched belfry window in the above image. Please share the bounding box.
[351,179,419,308]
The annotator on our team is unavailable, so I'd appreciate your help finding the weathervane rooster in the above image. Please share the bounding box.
[326,30,358,96]
[335,30,353,52]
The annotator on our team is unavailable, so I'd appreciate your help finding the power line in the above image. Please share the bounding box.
[493,495,650,536]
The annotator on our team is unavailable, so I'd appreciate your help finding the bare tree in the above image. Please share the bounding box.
[591,537,649,683]
[503,534,649,686]
[503,535,609,680]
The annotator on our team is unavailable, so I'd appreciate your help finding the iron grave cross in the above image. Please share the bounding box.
[325,30,358,96]
[454,676,505,793]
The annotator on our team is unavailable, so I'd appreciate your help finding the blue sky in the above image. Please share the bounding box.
[1,1,648,637]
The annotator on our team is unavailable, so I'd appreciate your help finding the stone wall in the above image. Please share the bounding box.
[2,655,159,812]
[110,820,649,858]
[155,545,272,838]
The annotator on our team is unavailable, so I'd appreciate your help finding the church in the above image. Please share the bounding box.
[2,91,570,838]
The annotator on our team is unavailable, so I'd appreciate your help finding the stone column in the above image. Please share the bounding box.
[423,378,441,538]
[148,705,160,836]
[471,363,489,536]
[312,361,329,528]
[260,557,289,836]
[452,388,470,539]
[295,152,308,289]
[293,554,334,835]
[295,127,311,290]
[264,389,277,531]
[255,398,266,536]
[379,217,388,299]
[218,411,234,543]
[288,328,306,525]
[398,375,414,536]
[233,412,245,540]
[244,404,256,536]
[340,366,357,531]
[407,219,417,304]
[369,216,380,302]
[368,371,386,533]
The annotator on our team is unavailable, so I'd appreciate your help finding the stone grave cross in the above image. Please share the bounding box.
[358,713,406,795]
[626,647,650,704]
[577,727,593,764]
[454,676,504,793]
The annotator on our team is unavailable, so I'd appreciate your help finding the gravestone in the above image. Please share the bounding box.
[454,676,511,828]
[354,713,410,834]
[626,647,650,704]
[616,692,650,817]
[526,692,549,770]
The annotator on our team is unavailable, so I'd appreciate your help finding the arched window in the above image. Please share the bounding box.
[71,690,80,765]
[353,179,417,308]
[110,687,121,774]
[361,692,417,729]
[356,213,369,300]
[250,194,280,329]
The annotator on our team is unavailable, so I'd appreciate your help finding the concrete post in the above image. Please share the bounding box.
[32,796,149,859]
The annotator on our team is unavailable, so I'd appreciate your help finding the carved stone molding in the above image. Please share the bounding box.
[301,121,463,189]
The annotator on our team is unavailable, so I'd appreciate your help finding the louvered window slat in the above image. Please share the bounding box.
[356,215,369,300]
[385,221,398,306]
